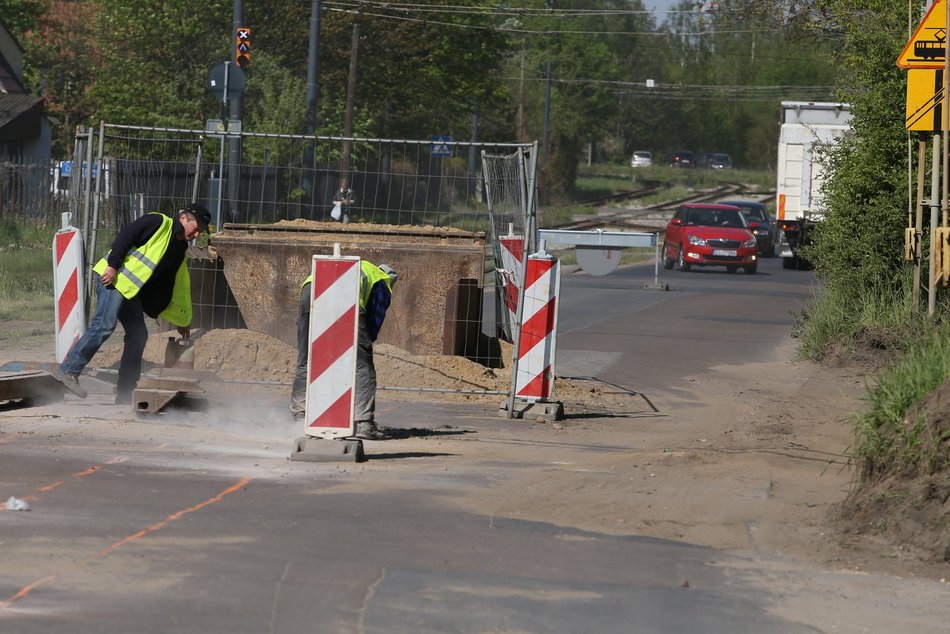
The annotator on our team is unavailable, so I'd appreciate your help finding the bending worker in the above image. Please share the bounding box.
[53,203,211,403]
[291,260,398,440]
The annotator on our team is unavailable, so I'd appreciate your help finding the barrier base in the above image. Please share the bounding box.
[499,398,564,421]
[643,281,669,291]
[132,376,208,416]
[0,370,65,407]
[290,436,365,462]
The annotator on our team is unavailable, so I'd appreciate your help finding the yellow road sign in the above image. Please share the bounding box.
[897,0,947,69]
[907,69,944,130]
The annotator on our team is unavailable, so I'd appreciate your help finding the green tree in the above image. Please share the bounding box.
[21,1,101,156]
[506,1,652,201]
[92,0,231,127]
[0,0,44,38]
[329,2,511,140]
[629,0,839,168]
[803,0,909,293]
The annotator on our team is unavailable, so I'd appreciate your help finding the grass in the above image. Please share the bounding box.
[796,277,920,361]
[577,163,776,192]
[798,271,950,480]
[854,323,950,478]
[547,163,778,228]
[0,220,56,326]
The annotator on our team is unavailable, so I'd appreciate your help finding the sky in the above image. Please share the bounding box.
[647,1,696,21]
[648,1,680,13]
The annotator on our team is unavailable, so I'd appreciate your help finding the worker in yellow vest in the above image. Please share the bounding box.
[53,203,211,403]
[291,260,397,440]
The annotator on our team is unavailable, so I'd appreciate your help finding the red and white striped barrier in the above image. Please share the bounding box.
[497,232,525,342]
[514,251,560,401]
[304,253,361,438]
[53,213,85,363]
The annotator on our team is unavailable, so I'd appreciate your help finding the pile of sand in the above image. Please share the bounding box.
[94,328,636,412]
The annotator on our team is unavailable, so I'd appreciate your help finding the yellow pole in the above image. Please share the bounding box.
[943,0,949,229]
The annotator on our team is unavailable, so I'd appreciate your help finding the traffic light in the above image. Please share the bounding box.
[235,27,251,69]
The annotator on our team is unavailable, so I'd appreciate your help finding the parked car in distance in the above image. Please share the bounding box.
[719,199,774,257]
[670,150,695,168]
[709,153,733,169]
[631,150,653,168]
[662,203,758,274]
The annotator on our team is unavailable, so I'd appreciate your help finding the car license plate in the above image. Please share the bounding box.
[713,249,737,256]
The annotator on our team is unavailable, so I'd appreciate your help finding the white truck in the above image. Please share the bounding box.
[775,101,853,269]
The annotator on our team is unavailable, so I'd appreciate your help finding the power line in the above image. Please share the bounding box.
[322,2,778,37]
[326,1,723,18]
[512,76,836,101]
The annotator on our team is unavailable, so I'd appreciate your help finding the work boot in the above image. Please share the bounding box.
[51,369,87,399]
[355,421,390,440]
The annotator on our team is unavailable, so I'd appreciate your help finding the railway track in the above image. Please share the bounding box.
[576,180,664,207]
[550,183,775,234]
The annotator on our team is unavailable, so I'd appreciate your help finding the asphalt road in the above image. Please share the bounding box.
[556,254,810,394]
[0,256,944,633]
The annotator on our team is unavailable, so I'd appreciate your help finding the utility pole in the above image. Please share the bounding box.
[468,101,479,176]
[305,0,321,137]
[542,61,551,164]
[342,19,360,178]
[229,0,244,222]
[302,0,321,217]
[517,39,526,141]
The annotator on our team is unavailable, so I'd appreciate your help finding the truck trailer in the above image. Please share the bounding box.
[775,101,853,269]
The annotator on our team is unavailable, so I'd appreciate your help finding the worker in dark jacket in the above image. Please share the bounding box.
[330,178,354,223]
[291,260,397,440]
[53,203,211,403]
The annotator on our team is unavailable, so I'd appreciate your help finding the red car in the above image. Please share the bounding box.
[662,203,759,274]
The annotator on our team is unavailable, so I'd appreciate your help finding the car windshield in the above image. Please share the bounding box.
[739,207,766,222]
[634,152,651,158]
[721,202,767,222]
[687,208,746,228]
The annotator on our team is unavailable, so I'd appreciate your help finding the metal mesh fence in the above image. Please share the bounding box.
[0,160,70,223]
[482,148,538,343]
[62,123,537,397]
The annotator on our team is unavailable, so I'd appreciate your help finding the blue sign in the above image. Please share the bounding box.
[430,135,452,158]
[59,161,98,178]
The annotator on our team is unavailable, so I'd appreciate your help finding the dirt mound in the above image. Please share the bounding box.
[834,375,950,565]
[96,328,296,383]
[836,472,950,565]
[94,328,637,412]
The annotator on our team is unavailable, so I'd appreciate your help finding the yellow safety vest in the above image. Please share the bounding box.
[300,260,392,310]
[92,213,192,327]
[359,261,393,309]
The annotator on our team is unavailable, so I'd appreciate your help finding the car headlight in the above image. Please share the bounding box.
[755,229,768,236]
[688,234,707,246]
[742,237,757,248]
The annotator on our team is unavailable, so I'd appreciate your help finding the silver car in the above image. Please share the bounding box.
[630,150,653,168]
